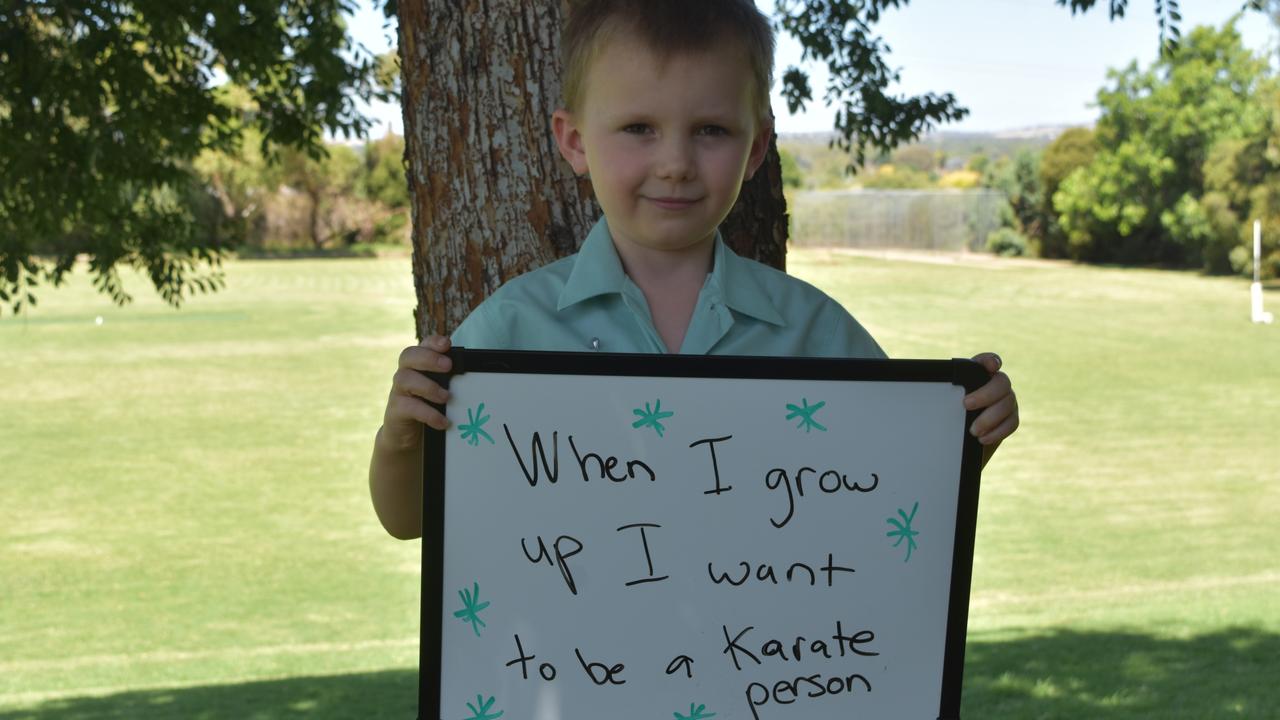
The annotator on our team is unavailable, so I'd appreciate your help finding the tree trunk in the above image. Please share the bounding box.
[307,190,324,250]
[399,0,787,340]
[723,130,788,273]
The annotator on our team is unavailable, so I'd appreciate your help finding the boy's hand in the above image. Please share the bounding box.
[380,335,453,451]
[963,352,1019,449]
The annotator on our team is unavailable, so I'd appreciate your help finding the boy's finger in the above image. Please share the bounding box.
[393,393,451,431]
[424,335,451,352]
[978,414,1020,445]
[969,394,1018,438]
[962,371,1011,410]
[399,345,452,372]
[970,352,1002,375]
[392,368,450,404]
[389,389,455,427]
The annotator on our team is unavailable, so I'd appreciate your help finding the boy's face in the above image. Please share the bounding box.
[553,34,770,256]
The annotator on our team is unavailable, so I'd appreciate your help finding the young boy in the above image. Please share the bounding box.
[370,0,1018,539]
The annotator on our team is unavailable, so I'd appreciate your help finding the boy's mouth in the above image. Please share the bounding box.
[647,196,700,210]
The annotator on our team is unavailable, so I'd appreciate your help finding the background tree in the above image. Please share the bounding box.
[985,152,1043,233]
[190,86,273,250]
[363,133,410,211]
[1036,127,1098,258]
[772,0,965,170]
[1193,86,1280,277]
[0,0,384,312]
[278,144,363,250]
[1054,20,1270,268]
[360,132,412,245]
[892,145,944,175]
[778,146,804,189]
[401,0,1258,335]
[2,0,1255,316]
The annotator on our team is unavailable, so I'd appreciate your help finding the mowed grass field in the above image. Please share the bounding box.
[2,250,1277,718]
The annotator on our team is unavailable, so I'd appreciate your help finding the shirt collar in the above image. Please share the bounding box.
[709,233,786,327]
[557,217,629,311]
[557,216,786,327]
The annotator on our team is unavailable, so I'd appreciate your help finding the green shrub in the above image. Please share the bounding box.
[986,227,1028,257]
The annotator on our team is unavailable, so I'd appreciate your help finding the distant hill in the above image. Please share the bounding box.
[779,126,1072,162]
[778,126,1078,187]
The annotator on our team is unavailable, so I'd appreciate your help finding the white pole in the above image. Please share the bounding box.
[1252,220,1273,324]
[1255,220,1262,284]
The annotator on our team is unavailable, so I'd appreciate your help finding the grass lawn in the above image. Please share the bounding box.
[2,251,1277,718]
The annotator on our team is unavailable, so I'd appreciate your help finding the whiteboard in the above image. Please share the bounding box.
[420,350,985,720]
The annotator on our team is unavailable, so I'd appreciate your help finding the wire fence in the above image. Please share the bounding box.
[788,189,1007,252]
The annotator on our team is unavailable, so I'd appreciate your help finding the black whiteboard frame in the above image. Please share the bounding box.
[419,348,987,720]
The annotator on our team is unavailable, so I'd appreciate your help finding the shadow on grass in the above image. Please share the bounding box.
[0,669,416,720]
[234,248,378,260]
[233,243,410,260]
[963,626,1278,718]
[5,629,1276,719]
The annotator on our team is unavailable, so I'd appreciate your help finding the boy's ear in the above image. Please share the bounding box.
[552,109,589,176]
[743,119,773,181]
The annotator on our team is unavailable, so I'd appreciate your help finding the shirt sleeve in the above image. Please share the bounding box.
[816,300,887,360]
[450,298,509,350]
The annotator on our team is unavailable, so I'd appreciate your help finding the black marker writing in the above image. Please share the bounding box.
[707,552,854,587]
[505,634,558,681]
[575,648,627,685]
[504,425,559,486]
[765,467,880,529]
[616,522,669,587]
[569,435,656,483]
[745,672,872,720]
[666,654,696,679]
[721,621,879,671]
[520,534,583,595]
[690,435,734,495]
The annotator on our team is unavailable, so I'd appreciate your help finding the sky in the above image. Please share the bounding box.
[346,0,1276,137]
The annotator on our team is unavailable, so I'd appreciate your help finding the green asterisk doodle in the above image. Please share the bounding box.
[632,399,675,437]
[458,403,494,446]
[785,398,827,433]
[453,582,490,637]
[674,703,716,720]
[886,502,920,562]
[463,694,504,720]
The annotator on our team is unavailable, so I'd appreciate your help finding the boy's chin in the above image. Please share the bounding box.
[627,231,717,253]
[606,213,723,254]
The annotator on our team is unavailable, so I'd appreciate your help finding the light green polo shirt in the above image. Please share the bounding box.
[452,217,885,358]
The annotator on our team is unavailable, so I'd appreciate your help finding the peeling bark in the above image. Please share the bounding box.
[399,0,788,339]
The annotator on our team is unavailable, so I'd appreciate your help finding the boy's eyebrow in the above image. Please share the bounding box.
[603,114,748,133]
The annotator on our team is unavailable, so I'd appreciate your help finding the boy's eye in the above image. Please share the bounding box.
[622,123,652,134]
[697,125,730,137]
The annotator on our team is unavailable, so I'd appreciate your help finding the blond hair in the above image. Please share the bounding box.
[561,0,775,123]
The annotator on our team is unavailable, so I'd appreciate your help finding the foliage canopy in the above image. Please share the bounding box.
[1,0,1263,311]
[0,0,384,312]
[1054,20,1273,270]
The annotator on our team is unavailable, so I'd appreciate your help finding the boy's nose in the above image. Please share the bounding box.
[654,138,695,181]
